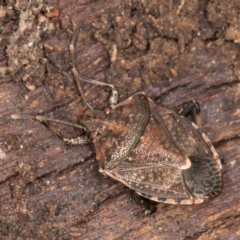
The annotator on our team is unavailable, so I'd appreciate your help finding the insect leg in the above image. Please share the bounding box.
[140,197,154,215]
[69,21,118,108]
[129,190,154,215]
[178,101,202,128]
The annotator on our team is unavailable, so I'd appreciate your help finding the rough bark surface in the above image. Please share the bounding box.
[0,0,240,239]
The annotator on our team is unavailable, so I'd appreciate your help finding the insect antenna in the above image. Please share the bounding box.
[69,21,118,109]
[1,114,87,131]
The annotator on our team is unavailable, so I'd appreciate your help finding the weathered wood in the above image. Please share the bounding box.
[0,0,240,239]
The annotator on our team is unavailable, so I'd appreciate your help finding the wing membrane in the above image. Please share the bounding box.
[105,162,190,200]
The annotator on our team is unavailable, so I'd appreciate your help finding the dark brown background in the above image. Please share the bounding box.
[0,0,240,239]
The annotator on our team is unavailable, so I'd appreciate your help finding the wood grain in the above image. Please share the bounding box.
[0,0,240,239]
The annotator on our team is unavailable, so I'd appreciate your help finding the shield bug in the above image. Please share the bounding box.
[2,21,223,213]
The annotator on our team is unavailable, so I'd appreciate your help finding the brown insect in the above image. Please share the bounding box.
[2,21,223,213]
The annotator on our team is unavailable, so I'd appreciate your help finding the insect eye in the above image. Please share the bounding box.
[89,130,98,141]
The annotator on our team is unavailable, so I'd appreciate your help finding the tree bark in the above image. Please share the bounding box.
[0,0,240,239]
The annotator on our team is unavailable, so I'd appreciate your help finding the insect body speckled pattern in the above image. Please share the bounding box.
[2,21,223,209]
[81,92,222,205]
